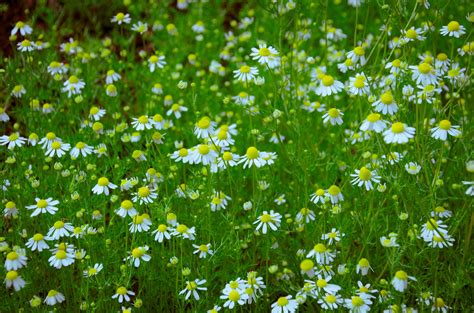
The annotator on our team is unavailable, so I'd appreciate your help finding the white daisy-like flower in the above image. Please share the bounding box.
[48,248,75,269]
[45,140,71,158]
[409,62,438,86]
[440,21,466,37]
[131,21,148,34]
[112,286,135,303]
[322,108,344,125]
[126,246,151,267]
[62,75,85,97]
[271,295,299,313]
[4,249,28,271]
[4,270,26,291]
[115,200,137,218]
[179,279,207,300]
[166,103,188,119]
[83,263,104,277]
[193,243,214,259]
[372,91,398,115]
[405,162,421,175]
[111,12,131,24]
[383,122,416,144]
[315,74,344,96]
[129,214,152,233]
[44,290,65,306]
[47,61,68,76]
[148,55,166,72]
[391,270,416,292]
[89,106,106,121]
[360,113,387,133]
[11,85,26,98]
[0,133,27,150]
[194,116,216,138]
[17,39,35,52]
[346,46,366,66]
[151,224,173,243]
[233,65,259,82]
[306,243,336,265]
[220,287,249,309]
[26,233,49,252]
[250,44,280,68]
[92,177,117,196]
[26,198,59,216]
[11,21,33,36]
[350,167,381,191]
[254,210,282,234]
[47,221,74,240]
[70,141,93,158]
[430,119,461,141]
[171,224,196,240]
[347,73,370,96]
[132,115,153,131]
[132,186,158,204]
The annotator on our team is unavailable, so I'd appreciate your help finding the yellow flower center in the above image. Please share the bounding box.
[418,63,431,74]
[51,141,61,150]
[426,218,438,230]
[367,113,380,123]
[434,297,445,308]
[328,108,339,118]
[6,252,18,260]
[322,75,334,86]
[121,200,133,210]
[259,47,271,56]
[325,294,336,304]
[199,245,208,252]
[178,148,188,157]
[138,115,149,124]
[186,281,197,290]
[359,167,372,181]
[76,142,86,149]
[197,117,211,129]
[116,287,127,295]
[228,290,240,301]
[149,55,159,63]
[37,199,48,208]
[260,213,272,223]
[47,290,58,297]
[277,297,289,306]
[437,53,448,61]
[328,185,340,195]
[98,177,109,186]
[395,270,408,280]
[358,258,369,267]
[447,21,460,32]
[439,120,451,130]
[317,279,327,288]
[6,271,18,280]
[380,92,393,104]
[392,59,401,67]
[176,224,188,233]
[316,188,325,196]
[406,29,417,39]
[116,13,125,21]
[132,248,144,258]
[198,144,210,155]
[391,122,405,134]
[56,250,67,259]
[354,78,365,88]
[68,76,79,84]
[240,65,250,73]
[314,243,326,253]
[46,132,56,140]
[246,147,259,159]
[138,186,150,197]
[352,296,364,307]
[223,151,233,161]
[354,46,365,56]
[300,259,314,271]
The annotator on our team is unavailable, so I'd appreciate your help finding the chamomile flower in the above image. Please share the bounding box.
[192,243,214,259]
[11,85,26,98]
[318,292,343,310]
[25,233,49,252]
[306,243,336,264]
[346,46,367,66]
[83,263,103,277]
[271,295,298,313]
[127,246,151,267]
[70,141,93,158]
[148,55,166,72]
[132,21,148,34]
[112,286,135,303]
[179,279,207,300]
[92,177,117,196]
[430,120,461,141]
[344,294,372,312]
[151,224,172,243]
[315,75,344,96]
[380,233,400,247]
[111,12,131,24]
[26,198,59,217]
[372,91,398,115]
[45,140,71,158]
[410,62,438,86]
[348,73,370,95]
[356,258,373,276]
[326,185,344,204]
[383,122,416,144]
[4,270,26,291]
[132,115,153,131]
[129,214,152,233]
[0,133,27,150]
[89,106,106,121]
[420,218,448,242]
[440,21,466,37]
[310,188,326,204]
[431,206,453,218]
[44,290,65,306]
[233,65,259,83]
[322,228,344,245]
[11,21,33,36]
[296,207,316,224]
[62,75,85,97]
[172,224,196,240]
[48,249,75,269]
[405,162,421,175]
[402,27,426,42]
[221,287,249,309]
[105,69,121,84]
[391,270,416,292]
[250,44,279,68]
[3,201,18,218]
[254,210,282,234]
[360,113,387,133]
[239,146,266,168]
[47,221,74,240]
[322,108,344,125]
[17,39,35,52]
[116,200,137,218]
[350,167,381,190]
[194,116,216,138]
[47,61,68,76]
[427,233,455,249]
[5,249,28,271]
[166,103,188,119]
